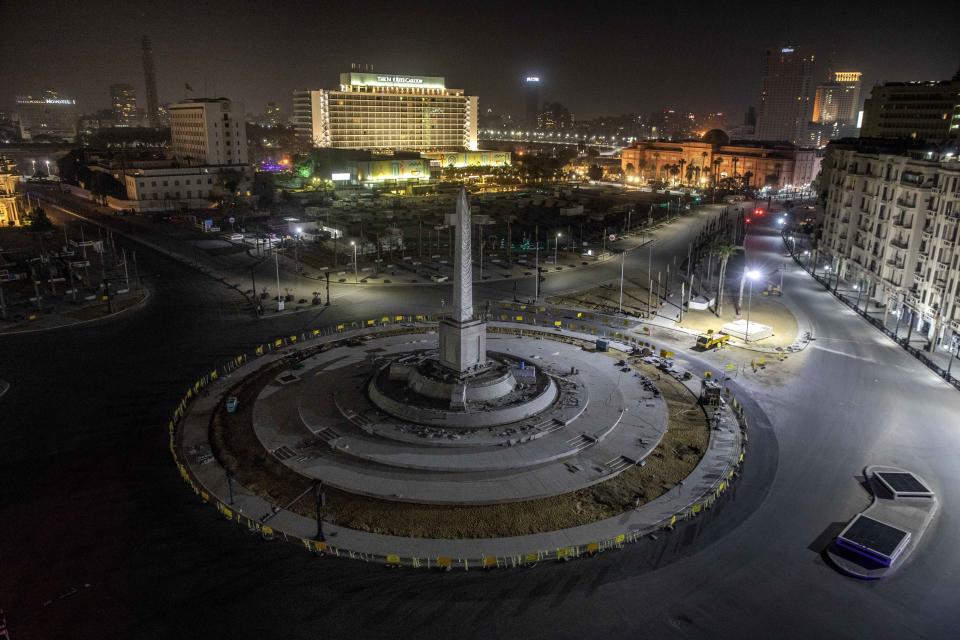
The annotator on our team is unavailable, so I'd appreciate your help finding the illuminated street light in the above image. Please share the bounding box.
[351,240,358,283]
[744,269,759,343]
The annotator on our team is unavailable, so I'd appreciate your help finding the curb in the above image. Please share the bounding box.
[0,287,152,337]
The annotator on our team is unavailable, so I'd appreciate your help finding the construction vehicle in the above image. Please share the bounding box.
[695,331,730,351]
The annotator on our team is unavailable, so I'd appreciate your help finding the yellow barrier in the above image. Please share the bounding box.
[482,556,497,569]
[436,556,452,569]
[385,554,401,566]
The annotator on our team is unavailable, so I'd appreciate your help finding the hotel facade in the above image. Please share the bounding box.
[818,139,960,352]
[293,72,478,152]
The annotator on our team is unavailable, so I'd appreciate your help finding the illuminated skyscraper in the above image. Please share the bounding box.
[524,76,541,130]
[110,83,138,127]
[755,45,814,144]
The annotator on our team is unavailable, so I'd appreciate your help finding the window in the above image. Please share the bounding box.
[163,181,168,186]
[174,180,179,186]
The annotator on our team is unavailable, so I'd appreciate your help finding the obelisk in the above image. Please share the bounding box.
[438,188,487,374]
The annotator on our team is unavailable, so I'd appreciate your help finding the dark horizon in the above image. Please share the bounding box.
[3,0,958,121]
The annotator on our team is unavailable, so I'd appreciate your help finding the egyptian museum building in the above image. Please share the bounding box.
[621,129,820,190]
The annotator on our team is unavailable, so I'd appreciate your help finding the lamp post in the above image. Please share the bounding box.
[351,241,358,283]
[744,269,759,343]
[274,249,283,311]
[947,335,959,379]
[618,249,625,314]
[554,232,561,265]
[854,280,864,312]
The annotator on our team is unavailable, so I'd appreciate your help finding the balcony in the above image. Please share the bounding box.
[892,217,913,229]
[886,259,905,270]
[896,197,916,208]
[890,237,909,249]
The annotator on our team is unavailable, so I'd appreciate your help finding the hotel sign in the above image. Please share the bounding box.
[345,72,445,89]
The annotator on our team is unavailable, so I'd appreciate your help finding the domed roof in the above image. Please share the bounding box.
[702,129,730,147]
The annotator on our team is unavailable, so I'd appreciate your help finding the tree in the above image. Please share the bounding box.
[714,243,740,317]
[742,171,754,191]
[678,159,687,186]
[587,165,603,181]
[26,206,54,231]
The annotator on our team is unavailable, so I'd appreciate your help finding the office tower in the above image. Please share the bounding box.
[525,76,541,130]
[168,98,248,165]
[110,83,138,126]
[860,72,960,141]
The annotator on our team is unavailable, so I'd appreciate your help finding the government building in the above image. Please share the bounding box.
[293,71,478,152]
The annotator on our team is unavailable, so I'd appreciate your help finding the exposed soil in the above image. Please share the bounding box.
[207,336,710,539]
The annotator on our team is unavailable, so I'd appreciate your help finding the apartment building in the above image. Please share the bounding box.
[819,139,960,351]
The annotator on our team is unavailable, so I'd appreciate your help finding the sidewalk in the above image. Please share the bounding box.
[782,234,960,389]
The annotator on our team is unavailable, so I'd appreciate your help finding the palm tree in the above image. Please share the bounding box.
[653,153,661,180]
[742,170,754,191]
[712,158,723,189]
[731,157,740,183]
[678,159,687,186]
[701,152,709,185]
[714,243,740,317]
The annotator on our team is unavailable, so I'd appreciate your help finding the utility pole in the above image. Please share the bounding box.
[313,480,326,541]
[618,249,625,314]
[275,249,283,311]
[534,224,540,301]
[251,266,258,314]
[122,248,129,290]
[325,271,330,306]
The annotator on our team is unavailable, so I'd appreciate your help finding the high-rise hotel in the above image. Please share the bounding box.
[293,71,478,152]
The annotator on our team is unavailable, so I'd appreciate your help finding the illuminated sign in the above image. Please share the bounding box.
[344,72,445,89]
[781,47,795,53]
[526,77,540,82]
[834,72,862,83]
[331,172,351,181]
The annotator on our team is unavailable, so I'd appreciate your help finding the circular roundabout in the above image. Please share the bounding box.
[174,320,747,566]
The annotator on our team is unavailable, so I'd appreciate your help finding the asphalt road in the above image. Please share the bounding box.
[1,211,958,639]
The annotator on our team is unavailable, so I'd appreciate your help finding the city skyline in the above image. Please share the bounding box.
[3,1,957,121]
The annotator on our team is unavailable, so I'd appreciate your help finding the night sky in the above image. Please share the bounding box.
[4,0,958,121]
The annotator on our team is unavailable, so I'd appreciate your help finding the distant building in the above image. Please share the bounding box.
[537,102,573,130]
[265,102,283,126]
[15,90,78,142]
[524,76,541,130]
[818,138,960,352]
[812,72,862,127]
[168,98,248,165]
[860,73,960,141]
[110,83,139,127]
[755,45,815,145]
[293,71,478,152]
[0,157,23,226]
[142,36,161,128]
[621,130,820,190]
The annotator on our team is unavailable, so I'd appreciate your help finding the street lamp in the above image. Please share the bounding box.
[554,232,561,265]
[351,240,358,283]
[854,281,863,312]
[744,269,759,344]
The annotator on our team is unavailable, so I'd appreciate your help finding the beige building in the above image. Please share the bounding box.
[169,98,248,165]
[620,130,820,190]
[293,72,478,152]
[819,140,960,351]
